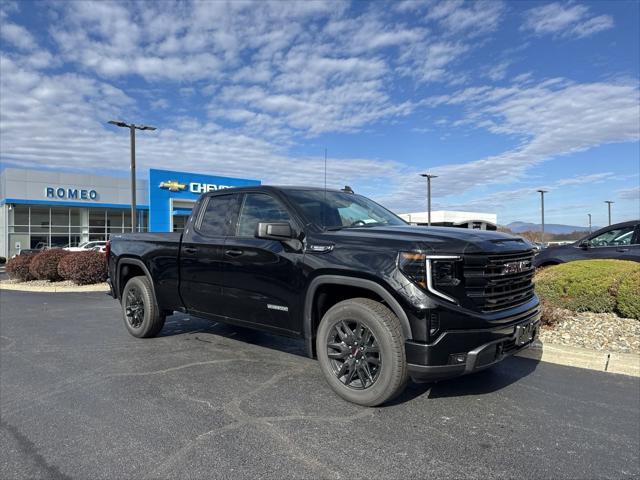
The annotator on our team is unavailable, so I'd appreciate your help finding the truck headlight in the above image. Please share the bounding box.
[398,253,462,303]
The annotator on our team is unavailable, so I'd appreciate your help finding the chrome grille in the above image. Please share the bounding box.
[463,251,536,312]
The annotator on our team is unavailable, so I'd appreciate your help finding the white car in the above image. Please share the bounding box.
[64,241,107,253]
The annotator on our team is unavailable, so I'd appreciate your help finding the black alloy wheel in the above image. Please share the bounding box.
[124,285,145,329]
[121,276,166,338]
[326,320,381,389]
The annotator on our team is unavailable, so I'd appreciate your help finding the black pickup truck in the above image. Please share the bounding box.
[107,186,539,406]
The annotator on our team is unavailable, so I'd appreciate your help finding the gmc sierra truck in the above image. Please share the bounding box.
[107,186,539,406]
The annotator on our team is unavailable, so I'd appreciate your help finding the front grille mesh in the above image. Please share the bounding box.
[463,251,536,312]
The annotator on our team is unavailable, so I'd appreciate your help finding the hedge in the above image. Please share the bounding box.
[6,254,35,281]
[534,260,640,320]
[29,248,69,281]
[58,251,107,285]
[6,250,107,285]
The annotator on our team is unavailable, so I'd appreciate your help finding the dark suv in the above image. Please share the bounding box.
[534,220,640,267]
[107,186,539,406]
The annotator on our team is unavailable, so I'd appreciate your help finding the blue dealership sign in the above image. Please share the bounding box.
[148,169,260,232]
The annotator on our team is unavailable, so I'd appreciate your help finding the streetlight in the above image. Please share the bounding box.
[108,121,156,232]
[587,213,592,233]
[537,190,548,245]
[604,200,614,226]
[420,173,438,226]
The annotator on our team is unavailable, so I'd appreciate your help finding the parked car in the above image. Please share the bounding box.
[534,220,640,267]
[107,186,540,406]
[65,241,107,253]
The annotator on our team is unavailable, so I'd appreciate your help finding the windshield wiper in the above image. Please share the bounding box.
[325,222,386,231]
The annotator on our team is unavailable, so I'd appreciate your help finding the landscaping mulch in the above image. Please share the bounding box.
[540,309,640,354]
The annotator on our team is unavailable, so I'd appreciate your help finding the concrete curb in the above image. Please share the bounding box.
[516,340,640,377]
[0,282,109,293]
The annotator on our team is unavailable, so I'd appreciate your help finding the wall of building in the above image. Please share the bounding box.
[1,168,148,208]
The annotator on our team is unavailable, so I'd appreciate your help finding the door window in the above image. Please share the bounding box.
[589,226,635,247]
[237,193,291,237]
[199,194,238,236]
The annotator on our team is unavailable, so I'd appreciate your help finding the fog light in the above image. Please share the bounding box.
[448,353,467,365]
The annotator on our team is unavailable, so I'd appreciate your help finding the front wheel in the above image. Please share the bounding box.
[316,298,408,406]
[121,276,165,338]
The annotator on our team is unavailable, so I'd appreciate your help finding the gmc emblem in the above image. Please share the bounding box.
[502,260,531,275]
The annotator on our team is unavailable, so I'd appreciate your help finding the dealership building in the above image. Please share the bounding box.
[0,167,259,258]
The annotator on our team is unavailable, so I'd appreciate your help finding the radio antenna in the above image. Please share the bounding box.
[324,148,327,192]
[323,148,327,227]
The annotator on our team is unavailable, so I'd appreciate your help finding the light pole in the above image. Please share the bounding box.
[537,190,548,245]
[108,121,156,232]
[587,213,592,233]
[420,173,438,226]
[604,201,614,226]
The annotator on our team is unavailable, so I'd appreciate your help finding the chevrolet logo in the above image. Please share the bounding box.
[159,181,187,192]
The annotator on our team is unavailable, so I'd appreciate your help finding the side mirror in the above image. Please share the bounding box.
[579,240,591,249]
[257,222,294,240]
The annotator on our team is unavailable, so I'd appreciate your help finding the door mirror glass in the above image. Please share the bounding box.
[257,222,294,240]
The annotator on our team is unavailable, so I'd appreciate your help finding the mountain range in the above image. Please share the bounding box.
[505,222,598,234]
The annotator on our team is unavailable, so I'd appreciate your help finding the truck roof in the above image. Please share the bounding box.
[210,185,352,194]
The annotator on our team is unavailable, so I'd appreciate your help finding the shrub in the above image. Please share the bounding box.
[28,249,69,281]
[617,269,640,319]
[57,254,75,281]
[58,251,107,285]
[534,260,640,320]
[6,254,35,281]
[0,256,6,264]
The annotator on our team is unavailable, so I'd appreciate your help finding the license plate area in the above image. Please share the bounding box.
[514,322,536,346]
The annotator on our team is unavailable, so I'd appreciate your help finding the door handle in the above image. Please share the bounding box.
[225,249,244,257]
[616,248,629,252]
[183,247,198,255]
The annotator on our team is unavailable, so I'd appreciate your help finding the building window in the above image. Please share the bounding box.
[6,205,149,256]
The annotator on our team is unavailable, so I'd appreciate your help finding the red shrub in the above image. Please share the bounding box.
[57,254,75,281]
[57,251,107,285]
[29,249,70,281]
[6,254,35,281]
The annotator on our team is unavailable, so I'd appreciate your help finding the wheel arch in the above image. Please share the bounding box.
[116,258,157,301]
[303,275,412,358]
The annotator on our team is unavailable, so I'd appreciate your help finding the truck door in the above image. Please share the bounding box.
[222,192,305,334]
[179,193,241,318]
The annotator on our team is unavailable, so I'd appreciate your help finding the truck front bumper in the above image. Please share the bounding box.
[406,309,540,382]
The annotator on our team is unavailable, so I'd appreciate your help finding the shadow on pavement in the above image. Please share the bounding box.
[159,312,308,358]
[158,312,541,404]
[388,356,541,404]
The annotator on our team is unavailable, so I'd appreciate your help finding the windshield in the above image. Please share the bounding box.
[283,190,406,230]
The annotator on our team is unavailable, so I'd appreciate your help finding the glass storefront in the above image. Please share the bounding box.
[7,205,148,256]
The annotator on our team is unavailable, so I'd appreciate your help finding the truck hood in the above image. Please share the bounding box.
[327,225,532,255]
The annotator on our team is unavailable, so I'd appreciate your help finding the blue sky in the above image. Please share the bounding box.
[0,0,638,226]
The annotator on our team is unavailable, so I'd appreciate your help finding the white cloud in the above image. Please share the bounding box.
[0,22,37,50]
[618,186,640,201]
[427,0,505,36]
[522,2,613,39]
[380,79,640,211]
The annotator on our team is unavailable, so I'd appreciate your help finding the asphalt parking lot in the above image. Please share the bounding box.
[1,290,639,479]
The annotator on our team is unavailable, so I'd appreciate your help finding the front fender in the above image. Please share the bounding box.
[303,274,413,358]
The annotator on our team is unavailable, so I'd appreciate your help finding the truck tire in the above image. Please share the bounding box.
[121,276,165,338]
[316,298,408,406]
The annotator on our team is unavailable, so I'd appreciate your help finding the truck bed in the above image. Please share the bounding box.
[109,232,184,311]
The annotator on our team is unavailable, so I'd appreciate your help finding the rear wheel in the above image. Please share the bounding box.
[316,298,408,406]
[121,276,165,338]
